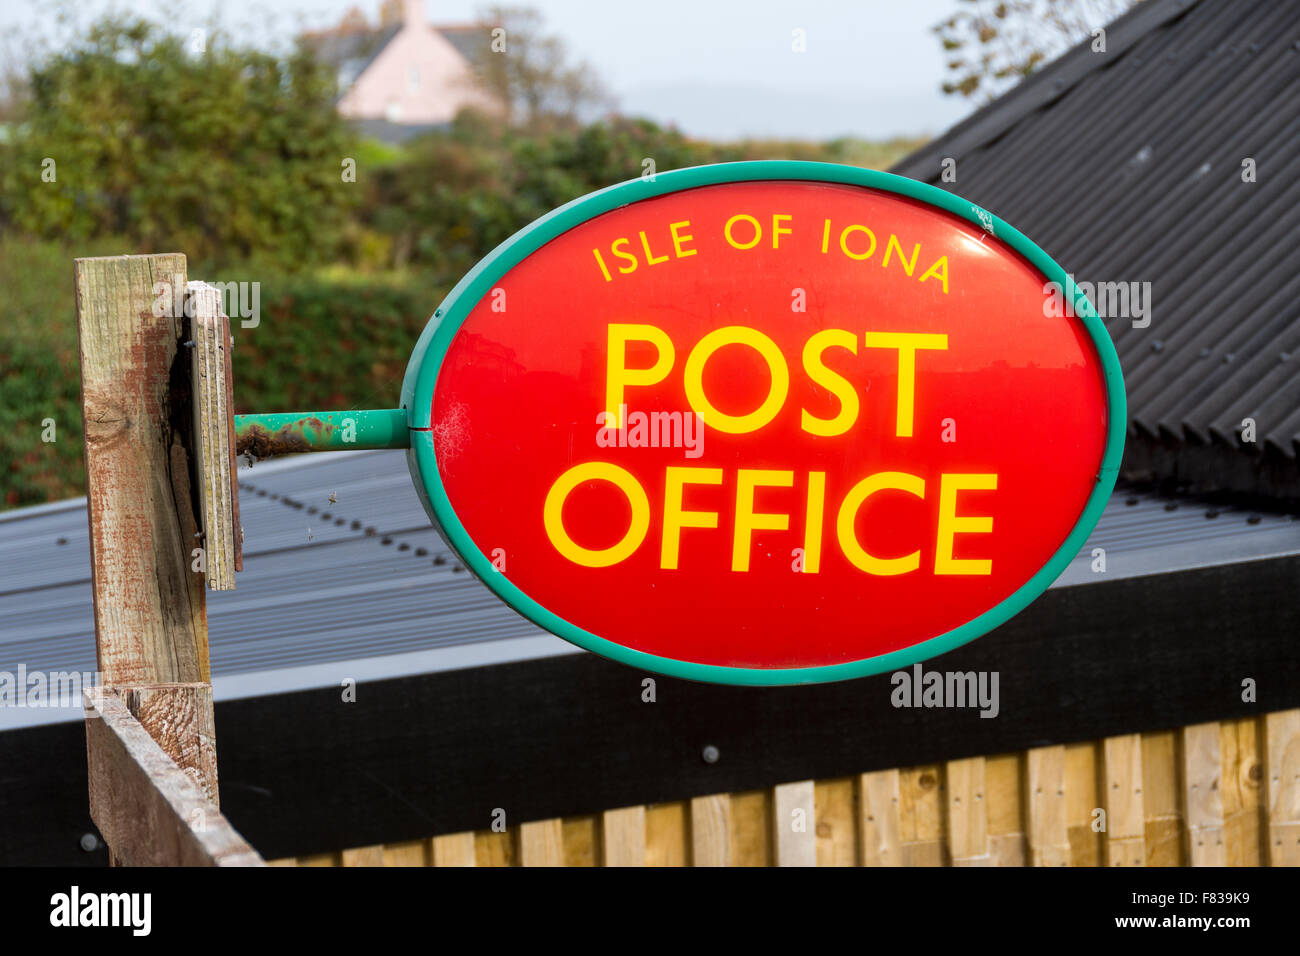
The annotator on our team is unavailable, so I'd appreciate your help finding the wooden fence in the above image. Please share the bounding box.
[270,710,1300,866]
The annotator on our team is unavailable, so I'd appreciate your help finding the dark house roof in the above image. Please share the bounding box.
[892,0,1300,503]
[3,450,1297,863]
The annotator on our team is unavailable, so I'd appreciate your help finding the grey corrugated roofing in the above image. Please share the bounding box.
[892,0,1300,460]
[1,449,1296,729]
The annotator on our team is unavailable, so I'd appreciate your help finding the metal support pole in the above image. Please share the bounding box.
[234,408,409,458]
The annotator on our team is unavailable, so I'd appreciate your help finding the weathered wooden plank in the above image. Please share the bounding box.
[946,757,989,865]
[645,802,687,867]
[899,765,945,865]
[74,254,209,685]
[858,769,902,866]
[1265,709,1300,866]
[84,689,261,867]
[773,780,817,866]
[601,806,646,866]
[730,790,772,866]
[187,282,238,590]
[1026,746,1069,866]
[382,840,429,866]
[520,819,565,866]
[432,832,476,866]
[1065,742,1101,866]
[1141,731,1184,865]
[562,816,598,867]
[986,754,1027,866]
[1102,734,1145,866]
[121,683,218,806]
[474,830,515,866]
[340,845,385,866]
[814,777,856,866]
[1182,721,1227,866]
[689,793,731,866]
[1220,718,1264,866]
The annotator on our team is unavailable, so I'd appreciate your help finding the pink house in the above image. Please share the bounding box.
[303,0,502,140]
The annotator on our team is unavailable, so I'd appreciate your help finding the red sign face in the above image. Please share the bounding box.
[404,165,1123,684]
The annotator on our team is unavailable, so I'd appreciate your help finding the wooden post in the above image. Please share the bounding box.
[188,281,240,589]
[75,254,249,861]
[75,254,210,686]
[84,689,260,866]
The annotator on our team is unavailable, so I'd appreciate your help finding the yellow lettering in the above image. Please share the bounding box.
[801,329,859,436]
[684,326,790,434]
[935,473,997,575]
[836,472,925,575]
[661,467,723,570]
[543,463,649,567]
[861,332,948,437]
[733,470,793,571]
[606,324,675,428]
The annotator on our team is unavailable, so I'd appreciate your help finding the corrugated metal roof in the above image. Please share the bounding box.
[892,0,1300,459]
[1,449,1296,729]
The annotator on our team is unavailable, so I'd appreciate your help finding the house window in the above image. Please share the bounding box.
[407,66,421,93]
[385,101,404,122]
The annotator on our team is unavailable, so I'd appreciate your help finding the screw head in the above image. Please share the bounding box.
[702,745,720,764]
[79,833,99,852]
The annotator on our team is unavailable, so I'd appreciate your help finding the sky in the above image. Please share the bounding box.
[1,0,978,140]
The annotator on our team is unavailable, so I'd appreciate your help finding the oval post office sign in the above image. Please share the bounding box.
[400,161,1125,685]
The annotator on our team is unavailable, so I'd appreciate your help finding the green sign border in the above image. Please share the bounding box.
[400,160,1127,686]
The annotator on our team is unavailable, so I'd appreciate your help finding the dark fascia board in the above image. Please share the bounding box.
[1124,432,1300,506]
[892,0,1201,181]
[4,552,1297,865]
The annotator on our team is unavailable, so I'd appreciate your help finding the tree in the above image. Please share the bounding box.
[470,6,612,129]
[935,0,1139,102]
[0,15,358,269]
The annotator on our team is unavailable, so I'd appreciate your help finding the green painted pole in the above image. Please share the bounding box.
[234,408,409,458]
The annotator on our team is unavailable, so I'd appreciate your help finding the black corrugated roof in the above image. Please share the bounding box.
[3,449,1296,728]
[892,0,1300,500]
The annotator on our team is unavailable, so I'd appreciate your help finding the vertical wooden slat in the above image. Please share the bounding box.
[1065,743,1101,865]
[1102,734,1146,866]
[1220,718,1264,866]
[730,790,772,865]
[1265,709,1300,866]
[382,840,429,867]
[690,794,731,866]
[773,780,816,866]
[1026,745,1069,866]
[645,802,688,866]
[431,832,476,866]
[562,816,599,866]
[814,778,856,866]
[899,765,946,865]
[474,830,515,866]
[601,806,646,866]
[1182,721,1226,865]
[297,852,339,867]
[520,819,565,866]
[187,282,238,590]
[340,845,385,866]
[986,754,1027,865]
[946,757,989,865]
[1141,731,1183,865]
[858,770,903,866]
